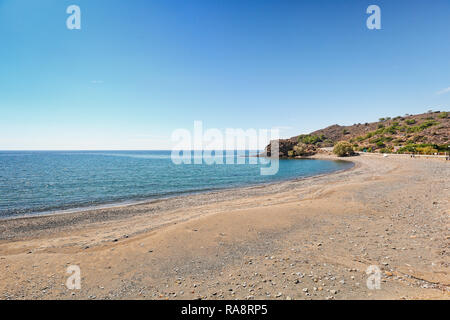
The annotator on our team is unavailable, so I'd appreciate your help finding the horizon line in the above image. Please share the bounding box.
[0,149,264,152]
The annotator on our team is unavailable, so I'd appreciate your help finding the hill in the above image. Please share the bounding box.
[264,111,450,157]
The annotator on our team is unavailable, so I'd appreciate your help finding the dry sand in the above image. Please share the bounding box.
[0,153,448,300]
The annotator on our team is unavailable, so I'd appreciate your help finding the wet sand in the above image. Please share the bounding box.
[0,153,448,300]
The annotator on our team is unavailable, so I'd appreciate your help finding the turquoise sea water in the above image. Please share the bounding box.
[0,151,352,218]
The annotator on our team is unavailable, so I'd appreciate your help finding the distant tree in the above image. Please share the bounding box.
[333,141,355,157]
[293,144,306,156]
[293,143,316,156]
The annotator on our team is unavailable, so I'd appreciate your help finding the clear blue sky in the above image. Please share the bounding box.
[0,0,449,149]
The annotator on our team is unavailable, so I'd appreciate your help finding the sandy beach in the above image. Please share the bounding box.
[0,153,448,300]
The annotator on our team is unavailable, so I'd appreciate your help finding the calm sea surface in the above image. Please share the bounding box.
[0,151,352,218]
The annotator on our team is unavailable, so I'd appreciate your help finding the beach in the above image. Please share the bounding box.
[0,153,448,300]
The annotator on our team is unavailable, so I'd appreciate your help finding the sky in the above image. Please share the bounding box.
[0,0,449,150]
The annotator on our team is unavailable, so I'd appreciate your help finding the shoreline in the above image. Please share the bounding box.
[0,153,448,300]
[0,157,355,223]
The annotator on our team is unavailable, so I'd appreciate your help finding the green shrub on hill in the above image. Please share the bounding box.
[404,120,438,133]
[397,143,445,154]
[419,120,439,130]
[438,112,448,119]
[297,134,322,145]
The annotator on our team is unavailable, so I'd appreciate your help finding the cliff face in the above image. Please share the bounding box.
[264,111,450,156]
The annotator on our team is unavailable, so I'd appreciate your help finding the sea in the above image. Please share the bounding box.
[0,150,353,218]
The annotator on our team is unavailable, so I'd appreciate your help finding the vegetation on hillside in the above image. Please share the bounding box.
[272,111,449,158]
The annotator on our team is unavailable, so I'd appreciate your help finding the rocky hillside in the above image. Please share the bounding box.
[265,111,450,157]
